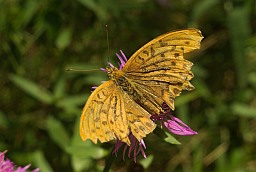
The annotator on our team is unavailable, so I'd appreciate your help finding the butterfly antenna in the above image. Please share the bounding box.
[66,68,100,72]
[106,24,110,64]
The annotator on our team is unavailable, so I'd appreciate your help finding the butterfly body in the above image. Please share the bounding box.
[106,67,141,105]
[80,29,203,145]
[107,66,164,115]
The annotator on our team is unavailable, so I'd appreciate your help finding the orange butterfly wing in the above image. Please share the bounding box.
[121,29,203,113]
[80,80,156,145]
[122,29,203,72]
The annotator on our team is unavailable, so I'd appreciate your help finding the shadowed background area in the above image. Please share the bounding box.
[0,0,256,171]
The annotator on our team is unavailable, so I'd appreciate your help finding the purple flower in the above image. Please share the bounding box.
[92,50,128,91]
[101,50,127,72]
[113,103,197,162]
[113,134,146,163]
[115,50,128,70]
[0,151,39,172]
[164,116,198,135]
[151,103,198,136]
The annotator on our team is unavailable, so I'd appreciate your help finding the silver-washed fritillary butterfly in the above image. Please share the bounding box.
[80,28,203,145]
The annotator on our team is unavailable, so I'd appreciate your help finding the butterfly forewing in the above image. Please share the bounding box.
[121,29,203,112]
[122,29,203,72]
[80,80,156,145]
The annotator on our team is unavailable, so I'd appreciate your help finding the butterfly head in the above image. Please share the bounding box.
[106,65,124,80]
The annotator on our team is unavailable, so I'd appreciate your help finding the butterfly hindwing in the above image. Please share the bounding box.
[121,90,156,141]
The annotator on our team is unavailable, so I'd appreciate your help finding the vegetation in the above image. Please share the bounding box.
[1,0,256,171]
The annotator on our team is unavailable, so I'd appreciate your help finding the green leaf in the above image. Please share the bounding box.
[20,0,41,28]
[55,28,72,50]
[71,155,93,172]
[153,127,181,145]
[164,132,181,145]
[57,94,89,108]
[175,92,199,107]
[0,110,8,128]
[227,4,251,89]
[46,116,70,150]
[248,72,256,86]
[77,0,109,21]
[9,74,54,104]
[140,155,154,169]
[32,150,54,172]
[56,94,88,114]
[53,76,66,99]
[232,103,256,118]
[66,144,106,159]
[191,0,217,24]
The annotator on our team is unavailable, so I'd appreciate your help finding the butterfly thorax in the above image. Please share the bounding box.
[106,66,159,114]
[106,66,138,96]
[106,66,124,80]
[106,66,133,91]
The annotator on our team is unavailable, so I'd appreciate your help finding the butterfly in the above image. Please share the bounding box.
[80,29,203,145]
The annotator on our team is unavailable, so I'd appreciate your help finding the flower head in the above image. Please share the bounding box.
[151,103,198,136]
[0,151,39,172]
[100,50,128,72]
[115,50,128,70]
[92,50,127,91]
[113,134,146,163]
[113,103,197,162]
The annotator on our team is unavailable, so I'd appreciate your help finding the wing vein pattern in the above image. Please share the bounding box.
[80,80,156,145]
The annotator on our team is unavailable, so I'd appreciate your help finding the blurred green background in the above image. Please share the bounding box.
[1,0,256,171]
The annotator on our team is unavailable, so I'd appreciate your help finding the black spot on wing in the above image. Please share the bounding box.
[174,53,179,58]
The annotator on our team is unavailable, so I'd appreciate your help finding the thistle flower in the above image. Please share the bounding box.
[151,102,198,136]
[113,104,197,162]
[115,50,128,70]
[0,151,39,172]
[113,134,147,163]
